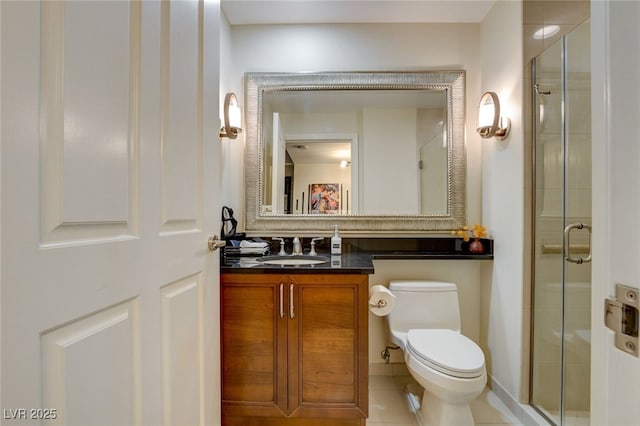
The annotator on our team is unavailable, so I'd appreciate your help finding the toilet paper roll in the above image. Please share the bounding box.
[368,285,396,316]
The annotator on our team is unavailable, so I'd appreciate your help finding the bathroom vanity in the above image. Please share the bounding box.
[219,237,493,425]
[220,270,370,426]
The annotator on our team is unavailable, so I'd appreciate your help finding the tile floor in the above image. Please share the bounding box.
[367,374,523,426]
[538,409,589,426]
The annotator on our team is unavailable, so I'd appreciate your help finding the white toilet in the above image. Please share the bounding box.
[386,280,486,426]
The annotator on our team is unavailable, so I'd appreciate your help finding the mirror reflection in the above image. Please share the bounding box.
[261,90,449,216]
[244,71,466,233]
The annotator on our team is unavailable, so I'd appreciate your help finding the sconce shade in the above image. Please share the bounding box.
[477,91,510,140]
[220,92,242,139]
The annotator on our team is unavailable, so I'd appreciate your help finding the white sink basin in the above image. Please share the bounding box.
[258,255,329,266]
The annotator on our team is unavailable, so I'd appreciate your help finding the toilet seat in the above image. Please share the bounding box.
[407,329,485,379]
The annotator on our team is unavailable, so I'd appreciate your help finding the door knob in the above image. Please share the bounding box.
[208,235,226,252]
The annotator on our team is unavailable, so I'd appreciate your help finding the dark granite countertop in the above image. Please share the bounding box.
[220,237,493,274]
[221,252,374,274]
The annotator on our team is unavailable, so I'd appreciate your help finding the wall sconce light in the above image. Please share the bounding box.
[219,92,242,140]
[477,91,511,140]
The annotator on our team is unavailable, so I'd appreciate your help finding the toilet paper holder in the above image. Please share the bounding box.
[368,284,395,317]
[369,299,388,309]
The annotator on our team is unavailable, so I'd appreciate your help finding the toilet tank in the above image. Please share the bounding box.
[387,281,461,333]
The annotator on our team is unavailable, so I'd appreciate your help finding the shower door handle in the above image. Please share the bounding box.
[564,223,592,264]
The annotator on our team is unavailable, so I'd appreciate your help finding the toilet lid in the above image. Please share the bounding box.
[407,329,485,379]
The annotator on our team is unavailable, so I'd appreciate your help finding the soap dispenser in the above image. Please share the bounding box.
[331,225,342,255]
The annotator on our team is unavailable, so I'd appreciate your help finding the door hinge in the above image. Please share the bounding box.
[605,284,639,357]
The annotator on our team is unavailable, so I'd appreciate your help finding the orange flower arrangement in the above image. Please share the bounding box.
[451,224,488,242]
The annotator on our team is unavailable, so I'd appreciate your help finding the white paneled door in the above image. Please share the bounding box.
[592,0,640,425]
[1,1,222,425]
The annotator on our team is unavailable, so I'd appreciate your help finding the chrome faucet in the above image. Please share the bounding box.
[292,237,302,255]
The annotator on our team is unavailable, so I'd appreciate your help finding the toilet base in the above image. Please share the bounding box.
[405,383,475,426]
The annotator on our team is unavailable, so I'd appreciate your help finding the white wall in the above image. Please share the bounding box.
[223,20,489,375]
[362,108,418,214]
[479,0,525,401]
[228,22,484,229]
[219,13,244,217]
[280,111,359,134]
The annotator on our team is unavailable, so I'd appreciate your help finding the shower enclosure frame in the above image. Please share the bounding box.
[529,19,592,426]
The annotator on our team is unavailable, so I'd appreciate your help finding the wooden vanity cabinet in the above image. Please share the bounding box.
[221,273,369,426]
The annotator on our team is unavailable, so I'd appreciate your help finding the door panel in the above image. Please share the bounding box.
[161,273,206,426]
[271,113,285,214]
[40,0,140,244]
[532,37,564,422]
[220,274,288,418]
[288,274,368,419]
[591,1,640,424]
[299,285,356,403]
[160,0,202,233]
[61,1,135,224]
[41,299,142,426]
[531,19,591,425]
[221,285,280,403]
[1,1,221,425]
[562,21,591,421]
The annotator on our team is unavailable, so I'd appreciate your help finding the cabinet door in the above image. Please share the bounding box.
[221,274,288,418]
[288,274,369,420]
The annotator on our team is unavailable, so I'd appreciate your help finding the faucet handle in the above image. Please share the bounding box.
[309,237,324,256]
[272,237,286,255]
[292,237,302,255]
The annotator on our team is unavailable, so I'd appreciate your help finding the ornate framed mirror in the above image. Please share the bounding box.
[244,71,466,233]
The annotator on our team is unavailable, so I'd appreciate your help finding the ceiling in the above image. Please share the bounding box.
[286,141,351,165]
[221,0,497,25]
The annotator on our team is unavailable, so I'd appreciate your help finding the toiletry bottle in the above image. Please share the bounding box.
[331,225,342,255]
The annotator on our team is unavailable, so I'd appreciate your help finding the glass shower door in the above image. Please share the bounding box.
[531,20,591,426]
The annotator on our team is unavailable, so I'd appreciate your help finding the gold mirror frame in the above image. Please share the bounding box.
[244,71,466,233]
